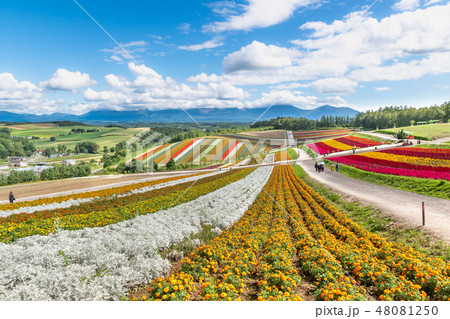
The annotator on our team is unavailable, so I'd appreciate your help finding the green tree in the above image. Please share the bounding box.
[166,158,176,170]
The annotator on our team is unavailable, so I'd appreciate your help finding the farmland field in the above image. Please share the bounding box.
[5,124,147,150]
[238,129,287,139]
[293,128,353,141]
[377,123,450,140]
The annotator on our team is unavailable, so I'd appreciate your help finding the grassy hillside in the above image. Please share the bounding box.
[377,123,450,140]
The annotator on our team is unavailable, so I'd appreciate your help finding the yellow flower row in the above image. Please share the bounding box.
[283,165,449,300]
[132,165,449,301]
[323,139,353,151]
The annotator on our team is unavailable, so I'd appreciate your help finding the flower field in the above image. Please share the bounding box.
[330,147,450,180]
[292,129,353,141]
[0,166,273,300]
[136,137,278,165]
[1,156,448,301]
[0,170,254,243]
[307,136,381,155]
[0,172,207,213]
[137,165,450,301]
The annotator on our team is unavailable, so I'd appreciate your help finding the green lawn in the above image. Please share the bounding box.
[415,144,450,150]
[377,123,450,140]
[287,148,298,160]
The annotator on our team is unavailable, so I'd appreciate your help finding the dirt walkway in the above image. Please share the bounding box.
[423,136,450,145]
[295,150,450,243]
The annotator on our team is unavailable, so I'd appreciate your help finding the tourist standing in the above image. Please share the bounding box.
[9,191,15,203]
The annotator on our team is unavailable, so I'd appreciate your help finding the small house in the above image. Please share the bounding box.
[9,156,27,167]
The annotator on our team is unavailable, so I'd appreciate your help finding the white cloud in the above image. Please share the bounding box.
[273,82,310,90]
[392,0,421,11]
[222,41,301,73]
[0,73,64,114]
[83,62,249,110]
[312,77,358,95]
[293,3,450,82]
[375,87,392,91]
[178,23,192,34]
[41,69,96,91]
[245,89,349,109]
[350,52,450,81]
[178,38,224,51]
[101,41,148,62]
[424,0,443,5]
[186,4,450,90]
[204,0,321,32]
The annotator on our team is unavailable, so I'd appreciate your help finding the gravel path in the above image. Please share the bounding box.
[423,136,450,145]
[295,149,450,243]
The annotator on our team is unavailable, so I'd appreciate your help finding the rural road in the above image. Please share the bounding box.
[295,149,450,243]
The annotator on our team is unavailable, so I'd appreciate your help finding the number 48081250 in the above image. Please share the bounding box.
[375,305,438,316]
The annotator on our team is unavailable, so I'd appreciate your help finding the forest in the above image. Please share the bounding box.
[251,102,449,130]
[0,128,36,159]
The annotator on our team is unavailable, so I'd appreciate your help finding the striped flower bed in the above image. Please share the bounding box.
[293,129,353,141]
[137,138,276,165]
[307,136,381,155]
[330,147,450,180]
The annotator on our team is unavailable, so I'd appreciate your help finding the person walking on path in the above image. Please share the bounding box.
[314,162,318,172]
[352,145,356,155]
[331,164,334,172]
[335,163,339,172]
[9,191,15,203]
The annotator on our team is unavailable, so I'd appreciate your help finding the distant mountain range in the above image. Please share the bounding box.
[0,105,359,123]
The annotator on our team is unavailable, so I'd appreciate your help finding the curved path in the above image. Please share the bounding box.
[295,149,450,243]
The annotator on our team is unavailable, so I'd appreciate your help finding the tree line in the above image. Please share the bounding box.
[354,102,449,129]
[0,128,36,159]
[251,102,449,130]
[0,163,91,186]
[251,115,355,131]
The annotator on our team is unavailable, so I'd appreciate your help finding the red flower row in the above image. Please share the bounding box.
[382,147,450,160]
[331,156,450,180]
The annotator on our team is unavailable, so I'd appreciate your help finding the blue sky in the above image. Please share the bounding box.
[0,0,449,116]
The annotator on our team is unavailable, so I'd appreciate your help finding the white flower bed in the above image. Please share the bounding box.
[235,158,250,166]
[0,166,273,300]
[263,153,275,163]
[0,171,224,218]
